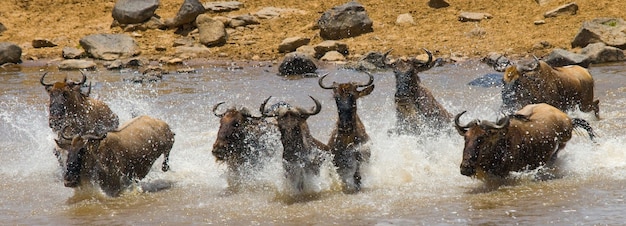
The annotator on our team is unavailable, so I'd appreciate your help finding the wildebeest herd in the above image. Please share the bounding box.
[41,51,598,199]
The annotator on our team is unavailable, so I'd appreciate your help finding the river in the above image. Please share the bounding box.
[1,60,625,225]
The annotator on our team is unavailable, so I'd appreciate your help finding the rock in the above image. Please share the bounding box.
[535,0,552,6]
[278,37,311,53]
[467,73,504,87]
[320,51,346,61]
[118,16,166,31]
[544,2,578,18]
[203,1,243,13]
[105,60,123,70]
[481,52,511,72]
[318,1,374,40]
[278,52,317,76]
[0,42,22,65]
[458,12,493,22]
[228,14,259,27]
[173,37,194,47]
[581,42,626,64]
[345,49,392,71]
[572,18,626,49]
[32,38,57,48]
[253,7,306,19]
[313,40,348,58]
[534,20,546,25]
[428,0,449,8]
[295,45,316,59]
[58,59,97,70]
[112,0,159,24]
[0,22,6,34]
[196,14,227,47]
[544,48,590,67]
[62,47,85,59]
[80,34,141,60]
[165,0,205,28]
[396,13,415,26]
[175,46,211,58]
[126,66,165,83]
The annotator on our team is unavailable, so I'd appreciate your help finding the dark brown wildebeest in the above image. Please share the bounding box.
[389,49,452,135]
[260,96,330,196]
[41,72,119,164]
[60,115,175,196]
[211,102,279,191]
[319,72,374,193]
[501,58,600,118]
[454,103,596,180]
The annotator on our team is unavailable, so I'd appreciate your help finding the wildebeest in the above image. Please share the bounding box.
[260,96,330,196]
[60,115,175,196]
[211,102,279,191]
[41,72,119,163]
[501,58,600,118]
[319,72,374,193]
[389,49,452,135]
[454,103,596,180]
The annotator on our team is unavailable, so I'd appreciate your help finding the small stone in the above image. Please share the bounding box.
[32,38,57,48]
[396,13,415,26]
[458,12,493,22]
[534,20,546,25]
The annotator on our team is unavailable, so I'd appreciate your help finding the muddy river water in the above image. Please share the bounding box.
[1,60,625,225]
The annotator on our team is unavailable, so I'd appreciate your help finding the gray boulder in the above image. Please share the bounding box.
[278,52,317,76]
[572,18,626,49]
[544,48,590,67]
[318,1,373,40]
[228,14,259,28]
[112,0,160,24]
[196,14,227,47]
[482,52,511,72]
[346,49,392,71]
[79,34,141,60]
[165,0,205,28]
[581,42,626,64]
[0,42,22,65]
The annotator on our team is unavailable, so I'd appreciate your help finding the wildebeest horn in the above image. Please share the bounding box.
[260,96,278,117]
[357,71,374,87]
[318,73,335,90]
[532,55,540,62]
[480,116,510,129]
[81,133,107,140]
[71,71,87,86]
[60,126,77,140]
[212,102,227,118]
[84,82,92,96]
[454,111,478,135]
[304,96,322,116]
[423,48,433,65]
[40,72,53,87]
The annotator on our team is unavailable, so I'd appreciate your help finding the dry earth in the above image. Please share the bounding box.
[1,0,625,62]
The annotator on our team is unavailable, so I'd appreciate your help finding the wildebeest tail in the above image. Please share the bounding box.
[572,118,596,141]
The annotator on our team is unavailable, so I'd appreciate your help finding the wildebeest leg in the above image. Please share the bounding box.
[161,149,170,172]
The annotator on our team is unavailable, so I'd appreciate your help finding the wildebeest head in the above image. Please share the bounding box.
[57,128,105,188]
[41,72,91,131]
[319,72,374,128]
[501,57,541,113]
[390,49,434,97]
[260,96,321,134]
[211,102,261,163]
[454,111,510,177]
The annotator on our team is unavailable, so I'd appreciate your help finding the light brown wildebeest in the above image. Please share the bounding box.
[211,102,279,191]
[41,72,119,164]
[318,72,374,193]
[389,49,452,135]
[454,103,596,180]
[60,115,175,196]
[260,96,330,196]
[501,58,600,118]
